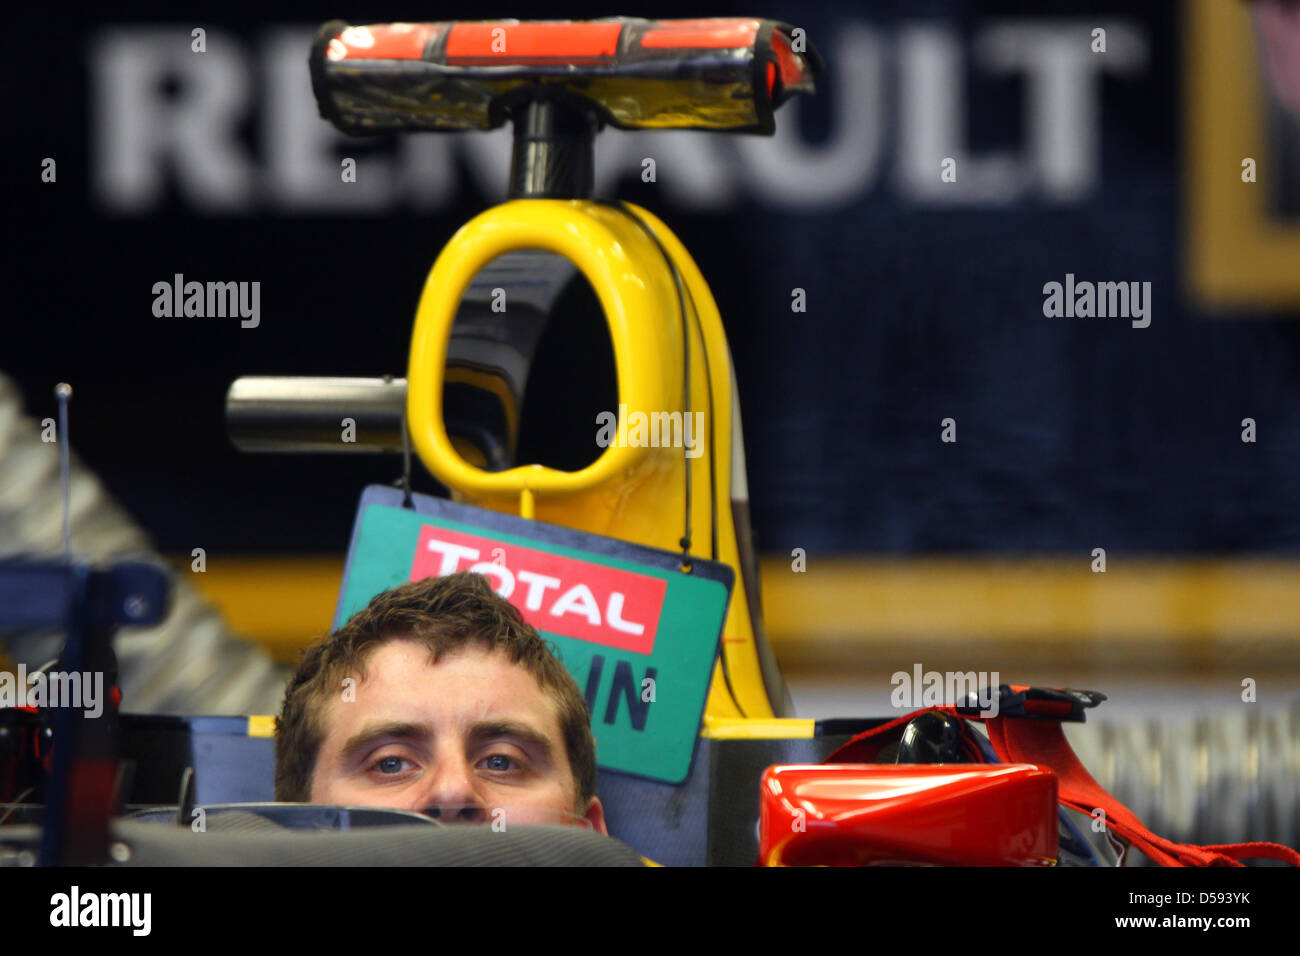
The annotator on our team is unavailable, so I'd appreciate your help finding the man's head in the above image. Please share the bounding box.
[275,572,605,833]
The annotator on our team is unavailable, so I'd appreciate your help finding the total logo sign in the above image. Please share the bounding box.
[410,526,668,655]
[337,487,733,783]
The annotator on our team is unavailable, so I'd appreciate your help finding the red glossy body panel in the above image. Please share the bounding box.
[641,19,760,49]
[759,763,1059,866]
[446,22,622,61]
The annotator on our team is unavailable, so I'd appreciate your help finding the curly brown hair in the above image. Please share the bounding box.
[274,571,597,807]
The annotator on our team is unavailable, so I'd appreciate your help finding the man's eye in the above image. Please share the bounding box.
[373,756,409,774]
[480,754,516,772]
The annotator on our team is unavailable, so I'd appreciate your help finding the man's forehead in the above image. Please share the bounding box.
[322,639,562,738]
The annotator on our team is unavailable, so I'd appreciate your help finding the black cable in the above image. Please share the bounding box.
[0,787,37,827]
[606,200,744,718]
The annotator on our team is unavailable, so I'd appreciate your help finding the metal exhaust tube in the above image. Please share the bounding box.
[225,376,407,453]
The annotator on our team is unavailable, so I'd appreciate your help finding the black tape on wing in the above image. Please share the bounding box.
[308,18,822,137]
[309,19,352,131]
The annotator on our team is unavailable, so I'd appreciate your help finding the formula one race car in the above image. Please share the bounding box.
[2,16,1298,870]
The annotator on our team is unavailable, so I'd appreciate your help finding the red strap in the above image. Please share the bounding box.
[1198,842,1300,864]
[825,706,1300,867]
[986,716,1221,866]
[824,710,924,763]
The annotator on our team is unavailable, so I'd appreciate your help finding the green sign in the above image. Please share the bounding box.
[335,486,733,783]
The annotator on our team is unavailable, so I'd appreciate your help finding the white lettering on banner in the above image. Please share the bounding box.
[424,539,481,576]
[90,20,1148,214]
[516,570,561,610]
[605,592,645,635]
[550,584,602,626]
[420,536,652,639]
[468,560,514,598]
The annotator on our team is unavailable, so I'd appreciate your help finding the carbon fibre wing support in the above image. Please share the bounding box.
[0,560,169,864]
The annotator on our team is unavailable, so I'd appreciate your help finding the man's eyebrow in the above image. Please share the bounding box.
[470,721,556,761]
[338,722,432,763]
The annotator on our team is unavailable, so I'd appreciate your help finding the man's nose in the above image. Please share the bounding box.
[425,804,489,824]
[416,757,488,823]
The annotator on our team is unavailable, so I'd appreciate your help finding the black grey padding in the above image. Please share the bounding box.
[0,820,646,867]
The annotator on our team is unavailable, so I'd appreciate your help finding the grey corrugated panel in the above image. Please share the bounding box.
[0,372,291,716]
[1066,707,1300,853]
